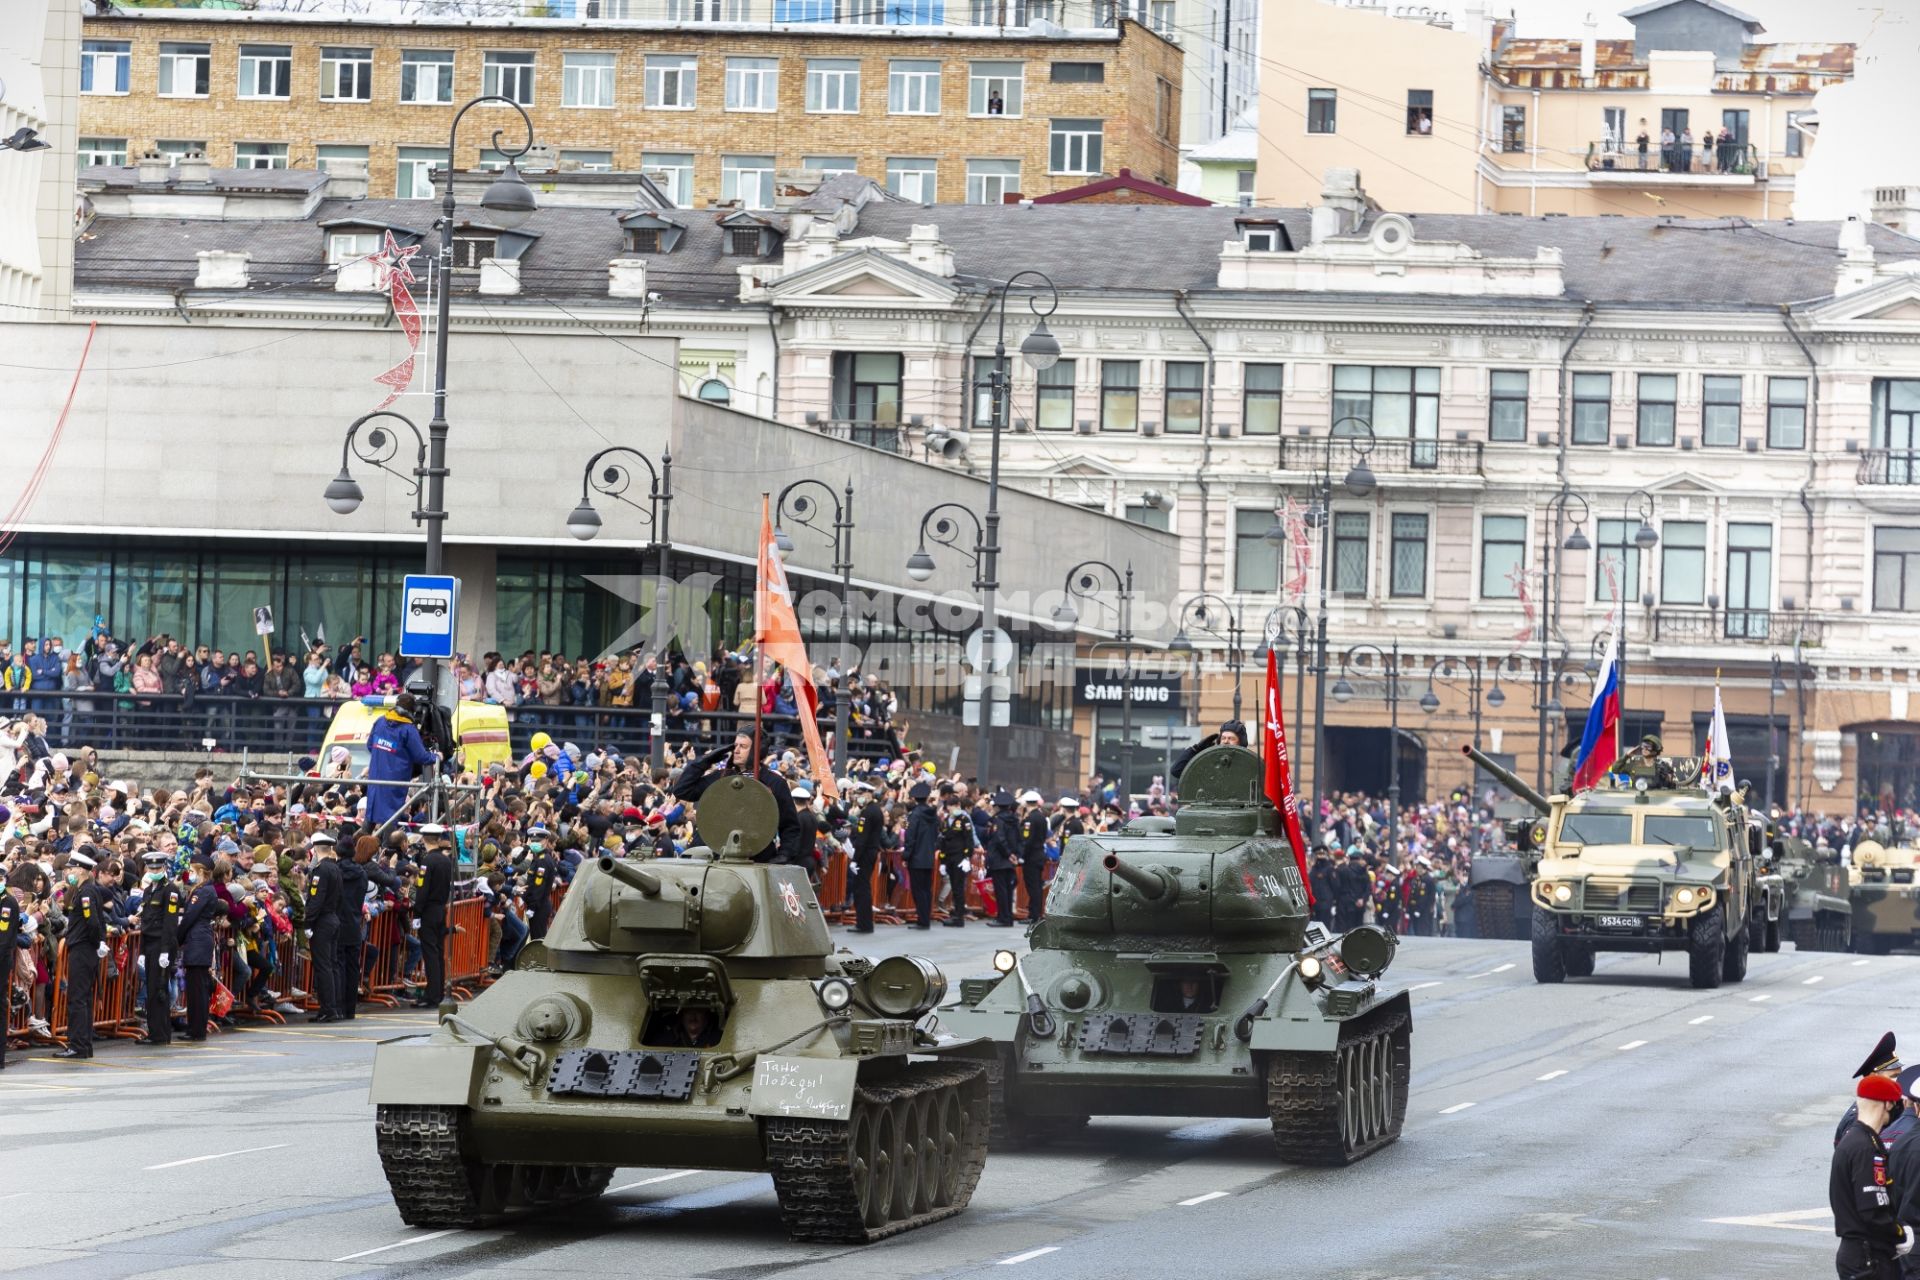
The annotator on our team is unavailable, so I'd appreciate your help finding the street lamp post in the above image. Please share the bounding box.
[1766,654,1787,811]
[1332,640,1408,866]
[1536,488,1591,793]
[1260,606,1312,775]
[564,447,674,769]
[1424,654,1505,751]
[1170,594,1245,721]
[905,502,989,775]
[776,478,856,775]
[1054,561,1135,797]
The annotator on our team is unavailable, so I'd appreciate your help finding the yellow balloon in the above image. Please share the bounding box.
[530,761,548,779]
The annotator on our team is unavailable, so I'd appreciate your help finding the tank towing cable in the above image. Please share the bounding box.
[439,1014,546,1080]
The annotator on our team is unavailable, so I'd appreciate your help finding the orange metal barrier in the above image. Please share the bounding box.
[361,911,406,1008]
[444,897,489,1000]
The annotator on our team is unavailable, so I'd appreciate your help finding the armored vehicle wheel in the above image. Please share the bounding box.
[1476,884,1516,940]
[1562,941,1596,979]
[764,1059,987,1243]
[374,1104,611,1227]
[1688,908,1726,989]
[1763,918,1781,953]
[1722,917,1749,983]
[1265,1000,1411,1166]
[1530,906,1567,984]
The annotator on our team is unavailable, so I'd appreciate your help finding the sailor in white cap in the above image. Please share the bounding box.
[137,849,185,1045]
[1018,790,1051,923]
[412,822,455,1008]
[55,848,111,1059]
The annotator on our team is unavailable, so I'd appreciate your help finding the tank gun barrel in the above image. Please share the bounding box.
[598,855,662,897]
[1462,744,1551,815]
[1102,852,1173,901]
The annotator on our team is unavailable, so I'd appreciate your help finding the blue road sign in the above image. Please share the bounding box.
[399,574,459,659]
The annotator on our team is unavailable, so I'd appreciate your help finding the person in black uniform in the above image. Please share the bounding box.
[412,823,455,1008]
[304,833,342,1023]
[335,834,369,1020]
[1170,720,1249,784]
[902,781,939,929]
[938,792,977,928]
[524,824,558,941]
[56,849,110,1060]
[176,853,220,1042]
[1017,790,1050,924]
[848,782,882,934]
[1308,848,1340,930]
[671,732,804,863]
[1334,847,1372,932]
[1834,1071,1914,1279]
[136,850,185,1045]
[1842,1034,1906,1146]
[0,881,31,1069]
[985,790,1020,928]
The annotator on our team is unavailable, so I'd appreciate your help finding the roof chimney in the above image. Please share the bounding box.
[176,151,213,186]
[1580,12,1598,83]
[1836,216,1876,295]
[136,151,169,186]
[324,158,369,201]
[194,250,251,290]
[1312,167,1368,243]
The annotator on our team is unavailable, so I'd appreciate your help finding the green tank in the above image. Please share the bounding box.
[938,745,1411,1164]
[1460,745,1555,939]
[368,777,989,1242]
[1755,821,1852,952]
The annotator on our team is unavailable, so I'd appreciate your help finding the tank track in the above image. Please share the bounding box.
[374,1104,612,1227]
[763,1059,988,1244]
[1264,998,1412,1166]
[985,1047,1087,1149]
[1474,883,1517,940]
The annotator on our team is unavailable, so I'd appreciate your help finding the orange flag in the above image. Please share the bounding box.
[755,495,838,799]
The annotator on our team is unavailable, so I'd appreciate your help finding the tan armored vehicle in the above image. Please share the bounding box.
[1849,835,1920,955]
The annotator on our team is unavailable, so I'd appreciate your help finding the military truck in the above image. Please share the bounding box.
[368,777,989,1242]
[1525,766,1773,988]
[1461,746,1554,939]
[1848,834,1920,955]
[940,745,1411,1165]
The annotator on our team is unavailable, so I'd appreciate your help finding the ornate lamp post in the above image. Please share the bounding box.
[775,479,856,774]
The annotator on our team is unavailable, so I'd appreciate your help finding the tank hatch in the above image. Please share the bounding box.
[1178,745,1265,805]
[700,775,780,859]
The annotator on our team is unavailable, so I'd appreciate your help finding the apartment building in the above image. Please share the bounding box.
[72,5,1182,206]
[1257,0,1850,219]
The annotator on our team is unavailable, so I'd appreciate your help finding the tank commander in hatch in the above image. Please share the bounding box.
[665,1006,721,1048]
[1607,734,1677,788]
[1170,719,1250,783]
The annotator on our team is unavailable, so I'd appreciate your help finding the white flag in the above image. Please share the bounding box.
[1702,685,1733,794]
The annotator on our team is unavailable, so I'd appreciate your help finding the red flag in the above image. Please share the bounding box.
[755,496,838,799]
[1262,648,1314,906]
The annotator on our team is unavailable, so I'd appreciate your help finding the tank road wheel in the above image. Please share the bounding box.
[373,1105,611,1227]
[1476,884,1516,940]
[763,1060,988,1244]
[1266,999,1411,1166]
[1562,941,1596,979]
[1530,907,1567,984]
[1688,907,1726,989]
[1722,916,1750,984]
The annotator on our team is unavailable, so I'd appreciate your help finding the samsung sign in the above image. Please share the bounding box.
[1074,677,1183,709]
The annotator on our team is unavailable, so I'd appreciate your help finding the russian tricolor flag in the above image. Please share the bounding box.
[1569,632,1620,792]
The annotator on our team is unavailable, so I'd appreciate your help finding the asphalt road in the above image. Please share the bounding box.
[1,928,1905,1280]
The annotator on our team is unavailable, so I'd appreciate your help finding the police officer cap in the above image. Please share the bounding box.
[69,849,98,870]
[141,849,170,864]
[1860,1074,1904,1103]
[309,831,336,847]
[992,789,1016,807]
[908,781,933,801]
[792,785,812,799]
[1057,795,1080,808]
[420,823,451,837]
[526,823,550,836]
[1019,790,1044,804]
[1856,1031,1901,1079]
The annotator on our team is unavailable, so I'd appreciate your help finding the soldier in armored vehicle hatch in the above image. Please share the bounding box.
[1608,735,1679,789]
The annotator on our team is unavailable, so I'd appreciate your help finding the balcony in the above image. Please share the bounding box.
[1859,449,1920,486]
[571,0,1160,33]
[1579,140,1771,184]
[808,416,911,455]
[1652,608,1825,646]
[1277,436,1484,477]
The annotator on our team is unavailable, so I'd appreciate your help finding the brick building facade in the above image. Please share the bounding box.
[74,9,1181,208]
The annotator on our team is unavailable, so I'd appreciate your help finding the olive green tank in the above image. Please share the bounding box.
[368,777,989,1242]
[938,745,1412,1165]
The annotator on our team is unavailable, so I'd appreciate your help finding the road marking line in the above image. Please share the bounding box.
[1408,982,1444,991]
[1618,1040,1647,1051]
[999,1247,1061,1265]
[333,1229,460,1262]
[608,1170,699,1193]
[1179,1191,1230,1206]
[0,1081,91,1093]
[1804,976,1825,985]
[1853,960,1870,967]
[144,1143,289,1171]
[1751,994,1772,1002]
[1465,963,1515,979]
[1707,1209,1830,1233]
[1439,1102,1475,1114]
[1536,1070,1568,1082]
[1689,1015,1715,1025]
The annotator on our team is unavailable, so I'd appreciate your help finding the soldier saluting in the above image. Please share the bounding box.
[1608,734,1678,789]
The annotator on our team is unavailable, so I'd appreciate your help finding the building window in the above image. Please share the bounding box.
[1785,109,1809,158]
[1875,529,1920,612]
[670,0,751,17]
[1035,359,1075,430]
[80,40,130,95]
[1332,513,1369,596]
[1768,376,1807,449]
[830,352,903,422]
[1501,104,1527,152]
[77,137,127,167]
[1155,77,1175,141]
[397,146,446,199]
[1052,61,1104,82]
[482,51,535,105]
[1234,510,1280,593]
[1306,88,1336,134]
[1661,521,1706,605]
[238,44,292,100]
[627,227,663,253]
[697,379,732,404]
[803,155,857,175]
[645,54,698,108]
[806,58,860,112]
[1480,514,1526,599]
[1636,373,1677,446]
[317,144,370,173]
[1389,513,1429,598]
[1726,523,1773,638]
[1488,369,1528,442]
[155,139,207,162]
[721,155,775,207]
[561,149,615,172]
[1237,168,1255,197]
[321,47,375,102]
[728,227,766,255]
[888,59,940,114]
[158,42,210,98]
[563,51,617,108]
[327,231,382,267]
[1406,88,1433,135]
[1242,363,1283,435]
[1594,519,1642,604]
[235,142,289,170]
[725,57,779,112]
[1165,361,1204,434]
[969,61,1024,116]
[401,49,455,104]
[1702,375,1741,448]
[1571,372,1611,445]
[1100,360,1140,431]
[887,157,937,202]
[452,232,498,270]
[476,148,517,172]
[1126,502,1170,532]
[644,152,694,203]
[1049,119,1104,175]
[1331,365,1440,452]
[966,158,1020,205]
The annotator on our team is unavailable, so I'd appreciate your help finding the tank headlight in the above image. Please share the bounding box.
[993,949,1018,974]
[1297,955,1324,986]
[1674,887,1697,908]
[1552,883,1573,903]
[816,977,855,1011]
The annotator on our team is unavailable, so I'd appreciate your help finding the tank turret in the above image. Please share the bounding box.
[1102,852,1175,902]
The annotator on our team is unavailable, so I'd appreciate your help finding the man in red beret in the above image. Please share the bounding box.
[1833,1070,1914,1279]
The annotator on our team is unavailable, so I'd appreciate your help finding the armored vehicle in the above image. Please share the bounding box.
[940,745,1411,1165]
[1524,763,1773,988]
[1461,746,1555,939]
[1755,822,1851,952]
[369,777,989,1242]
[1848,834,1920,955]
